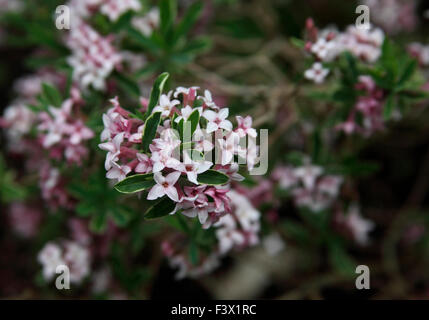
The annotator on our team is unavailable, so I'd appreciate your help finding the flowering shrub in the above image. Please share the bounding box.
[1,0,429,300]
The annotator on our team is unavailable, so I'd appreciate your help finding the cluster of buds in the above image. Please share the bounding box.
[336,75,385,136]
[273,162,343,212]
[38,94,94,164]
[99,82,260,229]
[66,21,122,91]
[38,240,91,284]
[303,18,384,84]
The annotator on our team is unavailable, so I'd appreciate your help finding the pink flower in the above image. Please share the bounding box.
[147,171,181,202]
[203,108,232,133]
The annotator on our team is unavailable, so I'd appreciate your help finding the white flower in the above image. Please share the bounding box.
[203,108,233,133]
[152,94,180,117]
[174,86,200,98]
[311,38,337,62]
[198,90,219,110]
[179,152,212,185]
[217,163,244,181]
[38,242,64,281]
[147,171,181,202]
[131,8,160,36]
[100,0,141,22]
[135,153,152,173]
[304,62,330,84]
[98,132,124,171]
[215,215,245,255]
[217,132,241,166]
[174,105,201,123]
[346,205,375,246]
[68,120,94,145]
[193,128,214,152]
[106,162,131,182]
[151,151,181,173]
[235,115,257,138]
[294,164,323,190]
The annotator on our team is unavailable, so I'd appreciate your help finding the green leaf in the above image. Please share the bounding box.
[172,1,203,44]
[110,207,132,226]
[90,211,108,233]
[160,0,177,37]
[397,59,417,89]
[329,243,356,277]
[113,72,140,97]
[142,112,162,152]
[145,72,170,116]
[145,197,176,219]
[189,241,199,266]
[197,170,229,185]
[114,173,156,194]
[179,37,212,55]
[42,83,62,107]
[290,37,305,48]
[126,26,160,54]
[187,109,200,137]
[383,94,395,120]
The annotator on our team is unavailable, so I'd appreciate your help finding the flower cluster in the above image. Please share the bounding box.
[99,85,259,228]
[214,190,261,254]
[335,75,386,136]
[38,96,94,164]
[303,19,385,83]
[66,21,122,91]
[68,0,141,22]
[38,240,91,284]
[362,0,417,35]
[273,162,343,212]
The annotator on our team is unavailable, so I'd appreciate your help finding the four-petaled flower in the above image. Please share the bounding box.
[147,171,181,202]
[152,94,180,117]
[203,108,232,133]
